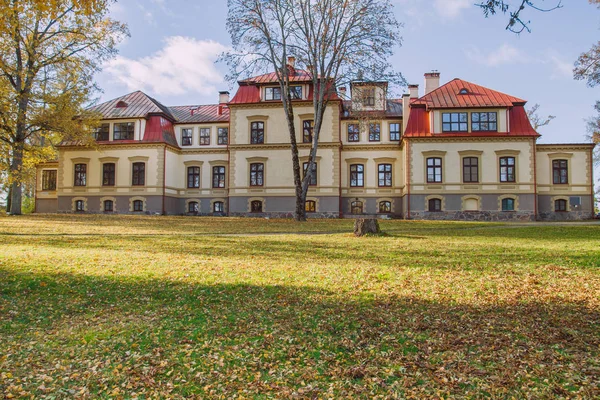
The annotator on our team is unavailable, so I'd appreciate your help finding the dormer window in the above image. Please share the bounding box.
[116,100,128,108]
[265,87,281,101]
[458,88,469,95]
[290,86,302,99]
[362,88,375,106]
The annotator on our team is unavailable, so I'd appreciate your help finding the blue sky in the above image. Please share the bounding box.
[98,0,600,147]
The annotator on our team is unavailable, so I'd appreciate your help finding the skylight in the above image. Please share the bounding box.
[458,88,469,95]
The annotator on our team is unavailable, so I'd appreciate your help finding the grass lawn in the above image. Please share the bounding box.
[1,215,599,398]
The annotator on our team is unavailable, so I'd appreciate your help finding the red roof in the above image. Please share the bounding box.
[412,78,526,109]
[239,68,312,84]
[143,115,178,146]
[229,79,340,105]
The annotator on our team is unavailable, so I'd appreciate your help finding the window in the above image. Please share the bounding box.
[305,200,316,213]
[347,124,360,142]
[442,112,468,132]
[218,128,228,145]
[250,163,264,186]
[502,198,515,211]
[428,198,442,212]
[251,200,263,213]
[93,123,109,141]
[390,123,401,141]
[472,112,497,132]
[188,201,199,214]
[351,201,363,214]
[350,164,364,187]
[75,200,85,212]
[552,160,568,184]
[570,196,581,209]
[290,86,302,99]
[251,122,264,144]
[462,157,479,183]
[104,200,114,212]
[113,122,135,140]
[187,166,200,188]
[42,170,57,191]
[378,164,392,187]
[133,200,144,212]
[379,201,391,213]
[102,163,115,186]
[74,164,86,186]
[499,157,516,182]
[182,128,193,146]
[362,88,375,106]
[132,163,145,186]
[213,201,224,213]
[303,120,314,143]
[199,128,210,145]
[426,158,442,183]
[459,88,469,95]
[303,162,317,186]
[369,123,381,141]
[265,87,281,101]
[555,199,567,212]
[212,166,226,188]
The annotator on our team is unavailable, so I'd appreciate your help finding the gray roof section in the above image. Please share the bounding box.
[88,91,176,120]
[169,105,230,124]
[341,99,404,119]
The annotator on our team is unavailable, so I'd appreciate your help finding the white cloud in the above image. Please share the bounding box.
[465,43,527,67]
[544,50,573,79]
[433,0,471,19]
[104,36,228,97]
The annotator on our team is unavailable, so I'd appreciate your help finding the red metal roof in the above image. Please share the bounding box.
[239,68,312,84]
[412,78,526,109]
[142,115,178,146]
[229,85,261,104]
[509,105,538,136]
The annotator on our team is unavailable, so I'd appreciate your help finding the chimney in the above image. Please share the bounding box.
[424,71,440,95]
[408,84,419,99]
[338,86,347,99]
[402,93,411,132]
[287,56,296,68]
[219,91,230,104]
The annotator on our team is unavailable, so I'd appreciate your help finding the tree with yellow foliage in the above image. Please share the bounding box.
[0,0,128,214]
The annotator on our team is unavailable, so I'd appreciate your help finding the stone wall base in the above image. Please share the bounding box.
[409,211,535,222]
[538,211,593,221]
[229,212,339,219]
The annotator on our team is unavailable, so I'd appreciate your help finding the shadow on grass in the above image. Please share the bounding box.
[1,268,598,398]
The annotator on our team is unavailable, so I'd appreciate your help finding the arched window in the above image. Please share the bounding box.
[379,201,391,213]
[501,198,515,211]
[251,200,263,213]
[133,200,144,212]
[351,201,363,214]
[555,199,567,212]
[428,198,441,212]
[305,200,316,213]
[75,200,85,212]
[213,201,224,213]
[104,200,114,212]
[188,201,199,214]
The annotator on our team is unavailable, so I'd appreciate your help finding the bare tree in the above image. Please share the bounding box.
[477,0,563,33]
[526,103,555,131]
[223,0,403,221]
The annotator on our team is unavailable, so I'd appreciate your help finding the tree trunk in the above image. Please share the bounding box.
[354,218,381,237]
[8,143,23,215]
[6,186,12,212]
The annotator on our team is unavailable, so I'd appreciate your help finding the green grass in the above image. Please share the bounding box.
[1,215,599,398]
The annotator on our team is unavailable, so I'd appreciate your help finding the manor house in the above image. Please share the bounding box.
[35,64,595,220]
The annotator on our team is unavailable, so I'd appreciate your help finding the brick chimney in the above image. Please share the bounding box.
[408,84,419,99]
[287,56,296,68]
[338,86,347,99]
[219,91,230,104]
[424,71,440,95]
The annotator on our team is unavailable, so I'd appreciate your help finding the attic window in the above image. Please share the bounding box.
[458,88,469,95]
[116,101,128,108]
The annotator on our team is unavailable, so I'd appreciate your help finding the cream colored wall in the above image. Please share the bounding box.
[536,146,593,195]
[341,120,402,145]
[174,122,229,148]
[409,139,534,194]
[166,150,229,197]
[58,146,163,196]
[36,164,59,199]
[341,149,404,197]
[431,109,508,134]
[230,103,340,145]
[229,147,338,197]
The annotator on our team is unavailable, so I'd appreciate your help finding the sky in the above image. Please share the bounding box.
[97,0,600,148]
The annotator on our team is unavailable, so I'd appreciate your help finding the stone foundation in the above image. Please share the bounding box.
[229,212,340,219]
[538,211,594,221]
[409,210,535,222]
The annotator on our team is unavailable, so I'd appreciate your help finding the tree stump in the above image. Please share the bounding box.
[354,218,380,237]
